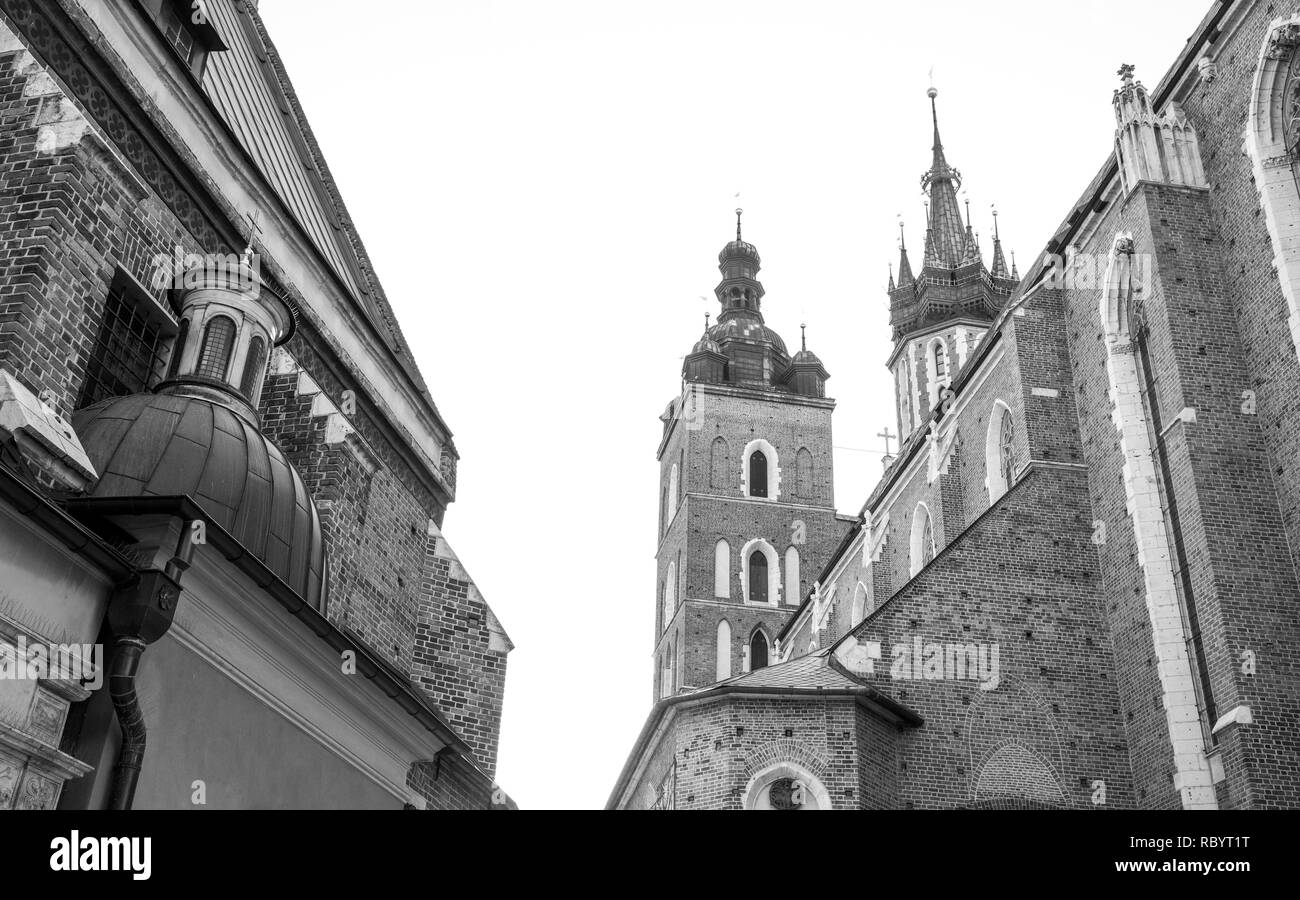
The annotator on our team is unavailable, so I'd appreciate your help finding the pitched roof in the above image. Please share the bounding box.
[714,648,863,691]
[196,1,438,407]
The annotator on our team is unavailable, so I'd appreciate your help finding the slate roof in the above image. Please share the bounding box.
[713,649,865,692]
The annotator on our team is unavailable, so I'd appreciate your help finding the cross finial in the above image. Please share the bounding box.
[735,208,743,242]
[1117,63,1135,83]
[242,209,264,263]
[992,204,1000,240]
[877,426,896,456]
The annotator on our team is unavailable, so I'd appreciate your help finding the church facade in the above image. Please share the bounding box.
[0,0,511,809]
[611,0,1300,810]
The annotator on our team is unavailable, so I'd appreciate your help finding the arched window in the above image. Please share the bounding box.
[666,463,679,524]
[662,562,677,631]
[660,487,668,537]
[928,337,950,408]
[784,546,800,607]
[714,540,730,598]
[750,630,769,671]
[999,410,1016,491]
[909,503,936,578]
[742,439,779,500]
[239,335,267,399]
[749,551,768,605]
[851,581,870,626]
[716,620,732,682]
[795,448,813,500]
[985,401,1017,503]
[166,318,189,381]
[195,315,236,381]
[710,437,729,489]
[748,451,768,498]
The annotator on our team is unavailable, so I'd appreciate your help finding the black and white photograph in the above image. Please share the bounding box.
[0,0,1292,883]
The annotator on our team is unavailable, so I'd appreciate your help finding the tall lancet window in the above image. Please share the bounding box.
[921,514,935,567]
[749,551,768,605]
[998,411,1016,491]
[750,631,769,671]
[749,450,768,498]
[934,341,947,381]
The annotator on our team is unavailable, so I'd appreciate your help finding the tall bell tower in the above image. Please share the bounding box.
[652,212,849,702]
[887,88,1019,443]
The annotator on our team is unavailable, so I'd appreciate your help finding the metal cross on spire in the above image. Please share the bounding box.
[242,209,263,263]
[877,426,896,457]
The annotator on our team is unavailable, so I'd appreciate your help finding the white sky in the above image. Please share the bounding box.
[261,0,1211,809]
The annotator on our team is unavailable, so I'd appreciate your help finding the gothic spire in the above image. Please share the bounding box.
[921,87,966,270]
[990,207,1011,279]
[897,220,914,288]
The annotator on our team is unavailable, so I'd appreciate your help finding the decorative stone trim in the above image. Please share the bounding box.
[1246,15,1300,360]
[1100,233,1217,809]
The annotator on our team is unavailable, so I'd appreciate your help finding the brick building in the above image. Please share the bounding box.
[611,0,1300,810]
[0,0,512,809]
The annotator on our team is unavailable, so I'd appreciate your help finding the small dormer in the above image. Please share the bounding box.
[145,0,230,80]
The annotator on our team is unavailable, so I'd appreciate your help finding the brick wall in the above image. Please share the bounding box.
[410,523,511,777]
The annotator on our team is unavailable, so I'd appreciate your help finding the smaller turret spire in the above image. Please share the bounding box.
[990,206,1011,279]
[800,323,807,352]
[736,208,743,242]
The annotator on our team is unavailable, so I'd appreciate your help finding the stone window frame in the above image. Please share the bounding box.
[740,439,781,501]
[984,399,1016,503]
[740,538,781,607]
[742,761,832,811]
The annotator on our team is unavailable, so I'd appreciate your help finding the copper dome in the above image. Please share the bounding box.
[73,391,326,608]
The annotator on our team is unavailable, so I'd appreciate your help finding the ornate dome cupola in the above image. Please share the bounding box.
[716,209,765,313]
[159,252,297,424]
[684,313,727,383]
[73,251,326,609]
[780,324,830,398]
[708,210,791,386]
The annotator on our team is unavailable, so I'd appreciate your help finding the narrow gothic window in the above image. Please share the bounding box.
[240,336,267,399]
[716,620,732,681]
[196,315,236,381]
[795,448,813,500]
[750,631,769,671]
[998,410,1016,490]
[921,513,935,567]
[749,551,768,604]
[749,450,768,498]
[710,437,729,489]
[934,341,947,380]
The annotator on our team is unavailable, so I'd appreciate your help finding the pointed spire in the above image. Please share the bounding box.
[1010,250,1020,281]
[800,323,807,352]
[888,261,896,292]
[897,219,914,288]
[920,86,966,270]
[735,208,743,242]
[990,206,1011,279]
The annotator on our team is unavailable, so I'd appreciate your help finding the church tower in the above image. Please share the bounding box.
[653,213,849,702]
[888,88,1018,442]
